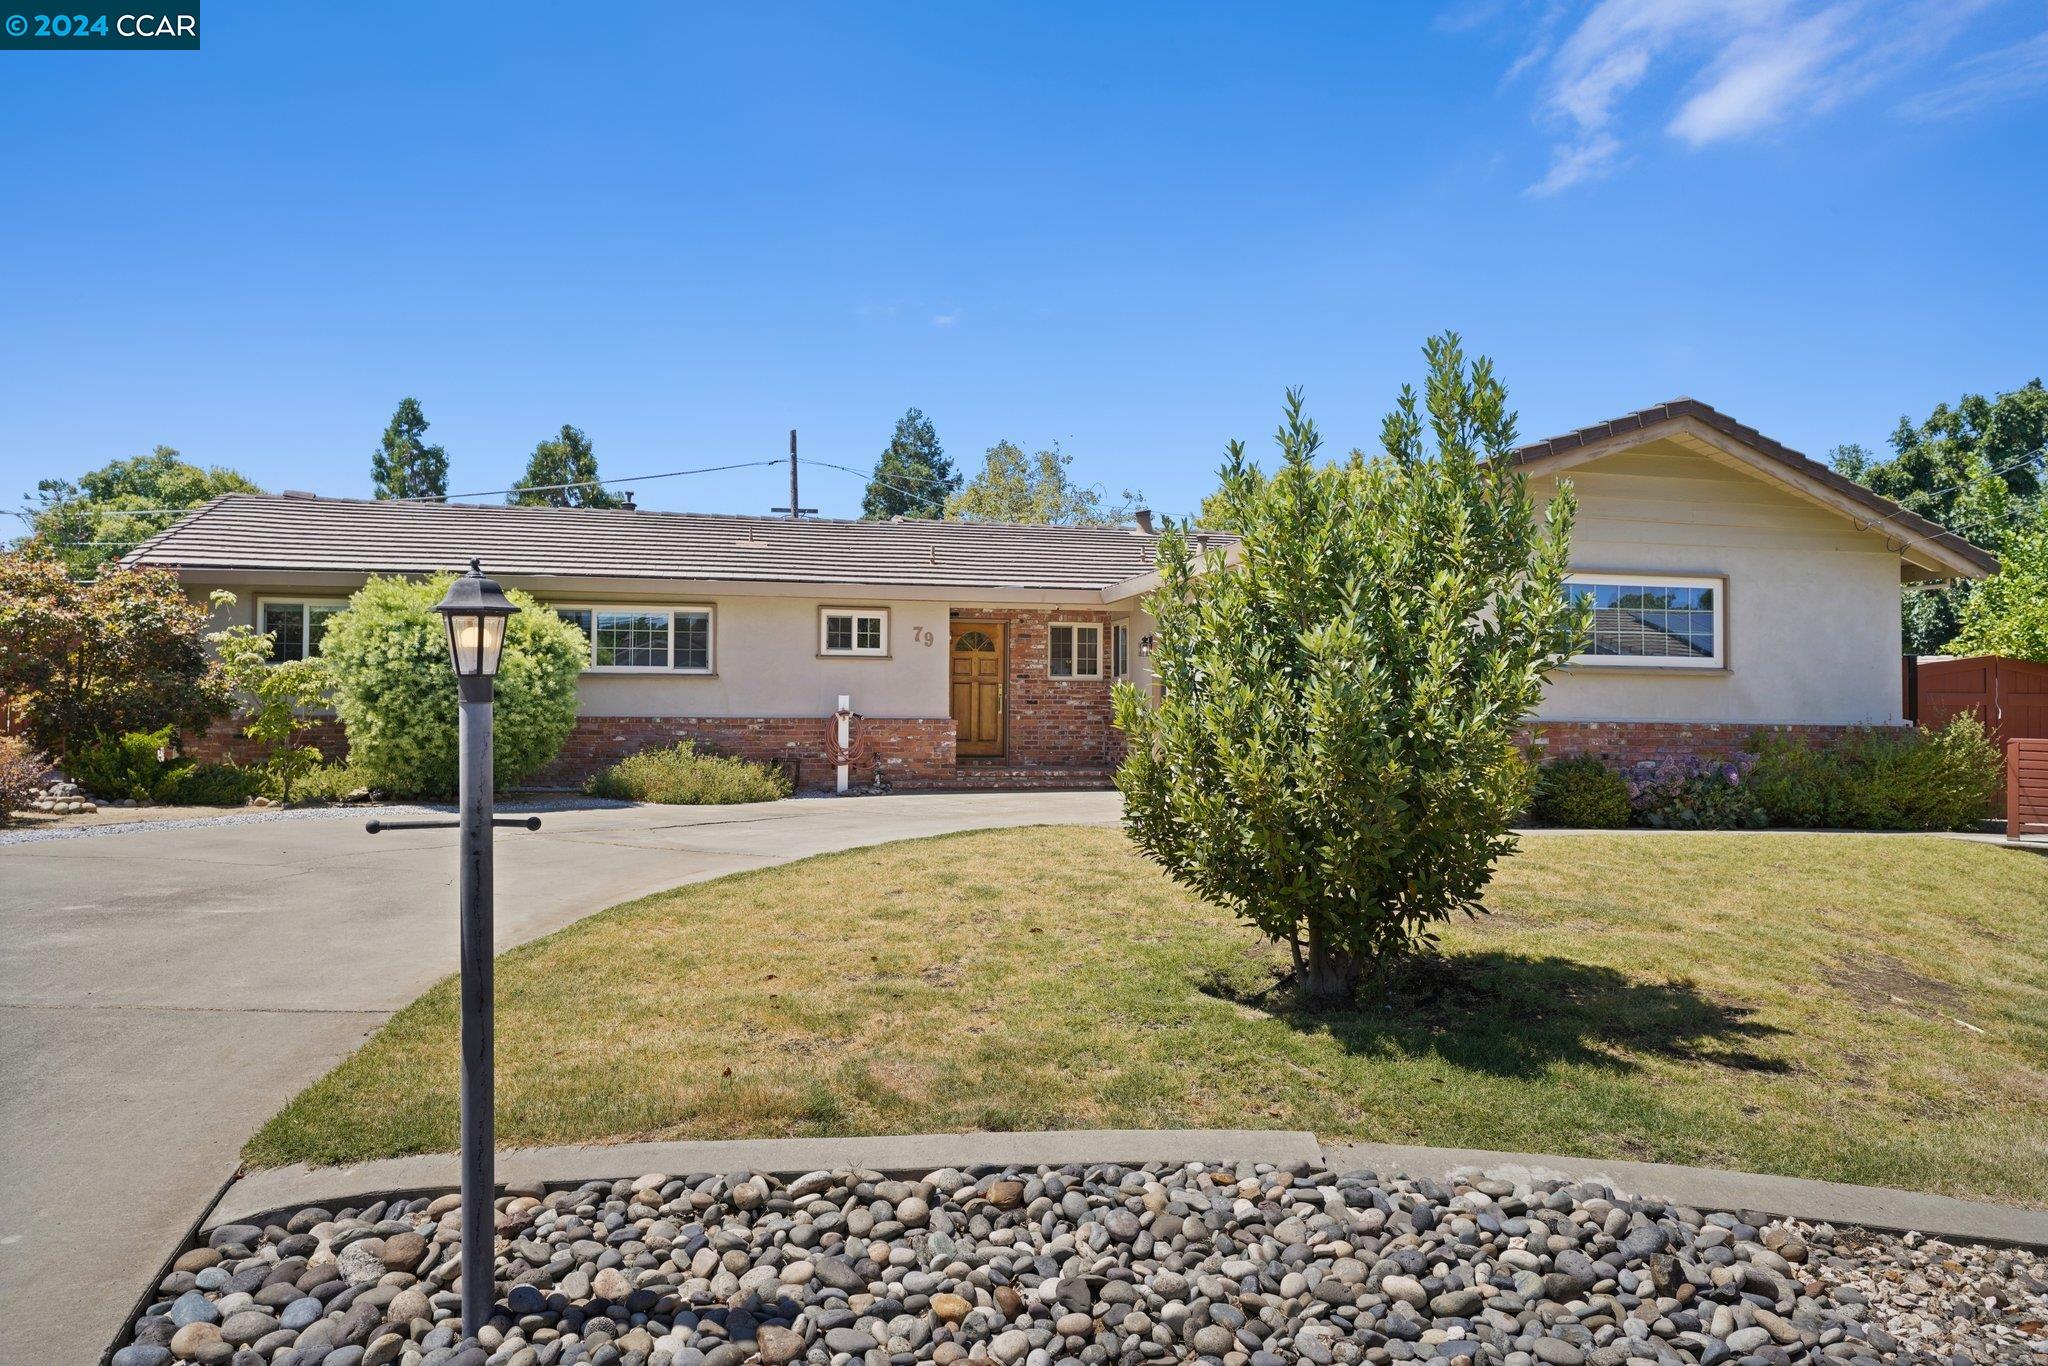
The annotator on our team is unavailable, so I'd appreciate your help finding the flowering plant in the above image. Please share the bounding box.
[1625,753,1766,829]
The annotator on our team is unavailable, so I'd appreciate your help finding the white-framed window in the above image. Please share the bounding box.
[1049,621,1102,678]
[552,605,715,673]
[819,607,889,657]
[258,598,348,662]
[1111,622,1130,679]
[1565,572,1724,669]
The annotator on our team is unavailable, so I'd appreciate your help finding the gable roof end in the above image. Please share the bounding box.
[1512,398,1998,579]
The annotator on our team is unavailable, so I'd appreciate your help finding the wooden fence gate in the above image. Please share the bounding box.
[1911,655,2048,743]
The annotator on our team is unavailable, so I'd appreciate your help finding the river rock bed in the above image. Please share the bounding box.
[114,1162,2047,1366]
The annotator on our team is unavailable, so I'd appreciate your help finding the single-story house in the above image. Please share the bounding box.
[124,399,1995,789]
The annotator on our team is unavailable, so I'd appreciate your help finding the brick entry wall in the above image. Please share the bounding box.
[950,607,1124,772]
[1521,720,1881,768]
[531,715,957,792]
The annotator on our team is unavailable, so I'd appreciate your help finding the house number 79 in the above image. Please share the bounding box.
[912,627,935,646]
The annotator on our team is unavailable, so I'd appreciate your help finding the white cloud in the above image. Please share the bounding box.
[1492,0,2046,194]
[1900,27,2048,118]
[1527,132,1625,194]
[929,311,961,328]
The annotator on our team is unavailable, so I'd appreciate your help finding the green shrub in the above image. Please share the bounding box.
[318,574,586,797]
[153,761,266,806]
[1745,733,1838,828]
[1831,717,2001,831]
[286,763,383,803]
[68,726,175,800]
[1747,720,2001,830]
[1529,754,1630,827]
[586,740,791,805]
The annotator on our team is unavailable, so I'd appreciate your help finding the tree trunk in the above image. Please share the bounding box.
[1298,923,1361,1007]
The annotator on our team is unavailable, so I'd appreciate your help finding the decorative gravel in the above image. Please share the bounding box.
[114,1163,2047,1366]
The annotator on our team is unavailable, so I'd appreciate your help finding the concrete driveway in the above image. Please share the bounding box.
[0,790,1120,1361]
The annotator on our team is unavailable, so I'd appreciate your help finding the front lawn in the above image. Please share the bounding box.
[248,828,2048,1204]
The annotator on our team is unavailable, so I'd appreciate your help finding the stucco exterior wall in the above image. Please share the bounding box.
[569,596,951,718]
[1531,442,1906,728]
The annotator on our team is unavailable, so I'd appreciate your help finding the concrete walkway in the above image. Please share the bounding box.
[209,1131,2048,1251]
[0,790,1120,1365]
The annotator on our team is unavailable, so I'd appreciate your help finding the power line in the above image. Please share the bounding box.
[403,459,784,505]
[801,456,948,512]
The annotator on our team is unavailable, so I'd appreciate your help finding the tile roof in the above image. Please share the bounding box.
[1512,397,1997,574]
[121,494,1178,592]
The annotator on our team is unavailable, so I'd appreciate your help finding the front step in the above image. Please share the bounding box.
[937,764,1117,791]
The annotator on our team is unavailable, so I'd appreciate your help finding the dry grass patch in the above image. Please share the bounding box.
[247,828,2048,1204]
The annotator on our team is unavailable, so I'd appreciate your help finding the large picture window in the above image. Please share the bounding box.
[552,605,714,673]
[1566,573,1723,669]
[258,599,347,662]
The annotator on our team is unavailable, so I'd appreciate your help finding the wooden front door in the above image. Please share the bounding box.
[950,622,1006,757]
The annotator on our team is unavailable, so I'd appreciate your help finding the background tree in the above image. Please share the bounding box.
[862,408,958,519]
[1831,379,2047,653]
[1116,337,1582,1005]
[25,446,262,576]
[0,551,231,757]
[1948,503,2048,662]
[508,424,622,508]
[372,397,450,501]
[946,440,1130,524]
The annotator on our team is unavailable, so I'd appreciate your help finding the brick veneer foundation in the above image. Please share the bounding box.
[1521,720,1886,768]
[531,715,958,791]
[950,606,1125,773]
[184,718,348,767]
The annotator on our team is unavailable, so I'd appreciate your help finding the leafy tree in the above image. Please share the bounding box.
[1196,467,1265,533]
[1831,379,2047,653]
[0,550,231,757]
[1948,504,2048,662]
[862,408,958,519]
[208,604,335,800]
[946,440,1129,524]
[372,397,450,501]
[317,574,585,795]
[1115,337,1582,1005]
[26,445,262,576]
[509,425,623,508]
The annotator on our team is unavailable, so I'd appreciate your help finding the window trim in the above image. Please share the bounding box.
[1049,620,1104,679]
[1563,571,1727,671]
[1111,621,1131,679]
[255,597,350,662]
[818,606,891,658]
[551,603,717,675]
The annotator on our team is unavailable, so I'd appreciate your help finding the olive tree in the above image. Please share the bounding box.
[1114,336,1583,1004]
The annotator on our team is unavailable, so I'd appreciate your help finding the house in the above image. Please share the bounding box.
[123,399,1995,789]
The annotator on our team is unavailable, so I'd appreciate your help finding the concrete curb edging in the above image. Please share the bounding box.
[207,1130,1324,1230]
[206,1130,2048,1251]
[1321,1143,2048,1251]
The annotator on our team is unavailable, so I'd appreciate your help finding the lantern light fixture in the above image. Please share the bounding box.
[434,558,519,681]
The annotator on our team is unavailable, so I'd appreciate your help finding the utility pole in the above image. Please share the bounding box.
[773,429,815,519]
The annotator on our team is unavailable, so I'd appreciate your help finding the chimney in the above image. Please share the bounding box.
[620,491,636,510]
[1134,507,1155,534]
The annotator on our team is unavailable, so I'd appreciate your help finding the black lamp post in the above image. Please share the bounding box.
[434,560,518,1335]
[365,561,536,1335]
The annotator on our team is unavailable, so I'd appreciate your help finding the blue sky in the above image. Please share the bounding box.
[3,1,2044,523]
